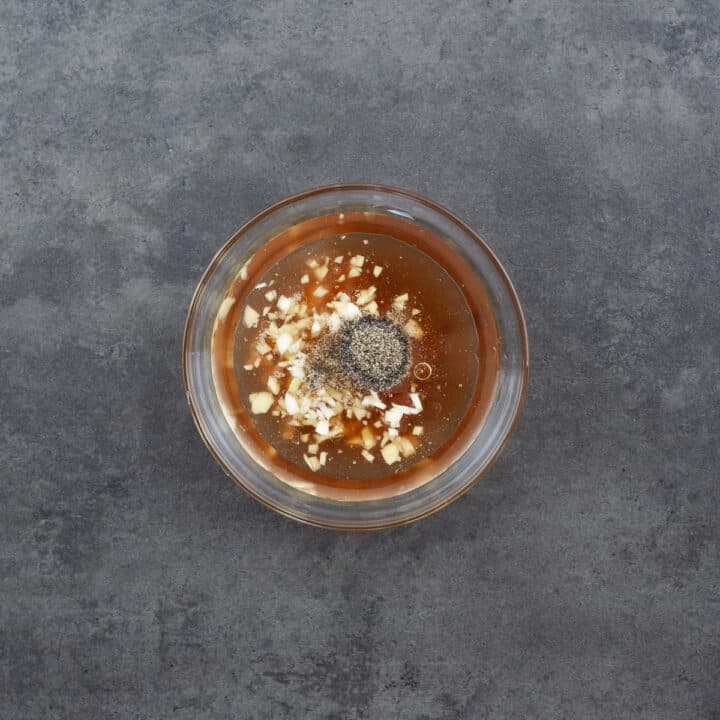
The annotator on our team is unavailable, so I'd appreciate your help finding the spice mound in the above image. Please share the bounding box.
[339,316,410,391]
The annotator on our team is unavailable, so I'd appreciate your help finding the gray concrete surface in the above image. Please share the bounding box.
[2,1,719,718]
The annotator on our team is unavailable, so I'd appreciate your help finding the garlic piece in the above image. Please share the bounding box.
[392,293,409,311]
[404,319,424,339]
[395,436,416,457]
[313,286,328,297]
[265,289,277,302]
[328,299,361,320]
[288,364,305,379]
[284,392,300,415]
[303,454,321,471]
[243,305,259,328]
[249,392,274,414]
[373,265,383,277]
[361,391,387,410]
[381,443,401,465]
[349,255,365,267]
[218,297,235,321]
[328,313,342,332]
[267,376,280,395]
[355,286,376,306]
[275,332,293,354]
[314,266,328,281]
[384,406,404,428]
[360,427,377,450]
[352,404,367,420]
[361,449,375,463]
[348,267,362,278]
[364,300,379,316]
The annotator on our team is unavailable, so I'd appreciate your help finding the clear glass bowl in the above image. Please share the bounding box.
[182,184,528,529]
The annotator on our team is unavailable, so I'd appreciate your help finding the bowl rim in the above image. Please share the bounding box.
[182,182,529,530]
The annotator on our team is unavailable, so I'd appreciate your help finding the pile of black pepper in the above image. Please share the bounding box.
[337,316,410,391]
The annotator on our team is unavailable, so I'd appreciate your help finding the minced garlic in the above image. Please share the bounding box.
[240,244,428,470]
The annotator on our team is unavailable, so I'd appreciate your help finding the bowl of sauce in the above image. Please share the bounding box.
[183,184,528,529]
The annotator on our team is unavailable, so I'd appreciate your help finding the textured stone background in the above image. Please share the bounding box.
[2,1,719,718]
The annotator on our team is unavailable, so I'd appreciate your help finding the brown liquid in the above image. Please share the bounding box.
[212,212,500,500]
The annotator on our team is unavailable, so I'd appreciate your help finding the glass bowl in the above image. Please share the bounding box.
[182,184,528,530]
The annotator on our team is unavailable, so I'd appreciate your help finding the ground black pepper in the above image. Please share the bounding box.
[338,316,410,390]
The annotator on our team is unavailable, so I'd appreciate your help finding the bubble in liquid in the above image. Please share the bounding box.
[413,362,432,381]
